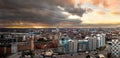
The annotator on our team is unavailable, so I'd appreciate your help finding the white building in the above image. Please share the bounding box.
[68,39,78,54]
[96,34,106,48]
[101,33,106,47]
[88,36,97,51]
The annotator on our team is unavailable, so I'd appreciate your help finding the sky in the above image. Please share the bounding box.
[80,0,120,24]
[0,0,120,28]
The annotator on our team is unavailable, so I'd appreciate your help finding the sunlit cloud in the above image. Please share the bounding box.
[81,11,120,24]
[95,11,105,15]
[61,11,71,16]
[57,6,65,11]
[68,15,81,19]
[110,11,120,15]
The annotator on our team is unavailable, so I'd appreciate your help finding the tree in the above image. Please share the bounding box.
[86,55,90,58]
[107,53,112,58]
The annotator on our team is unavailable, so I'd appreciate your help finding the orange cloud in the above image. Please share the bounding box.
[82,0,120,14]
[106,0,120,10]
[110,11,120,15]
[88,0,100,5]
[96,11,105,15]
[99,0,108,8]
[77,0,100,5]
[78,0,119,10]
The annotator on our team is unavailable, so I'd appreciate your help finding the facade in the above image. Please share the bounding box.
[88,36,97,51]
[68,39,78,54]
[101,34,106,47]
[57,37,69,53]
[96,34,101,48]
[11,43,17,53]
[96,34,106,48]
[78,40,88,52]
[0,36,17,54]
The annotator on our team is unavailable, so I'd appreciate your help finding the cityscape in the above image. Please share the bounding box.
[0,27,120,58]
[0,0,120,58]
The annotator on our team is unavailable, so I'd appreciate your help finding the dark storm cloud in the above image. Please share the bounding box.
[0,0,85,26]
